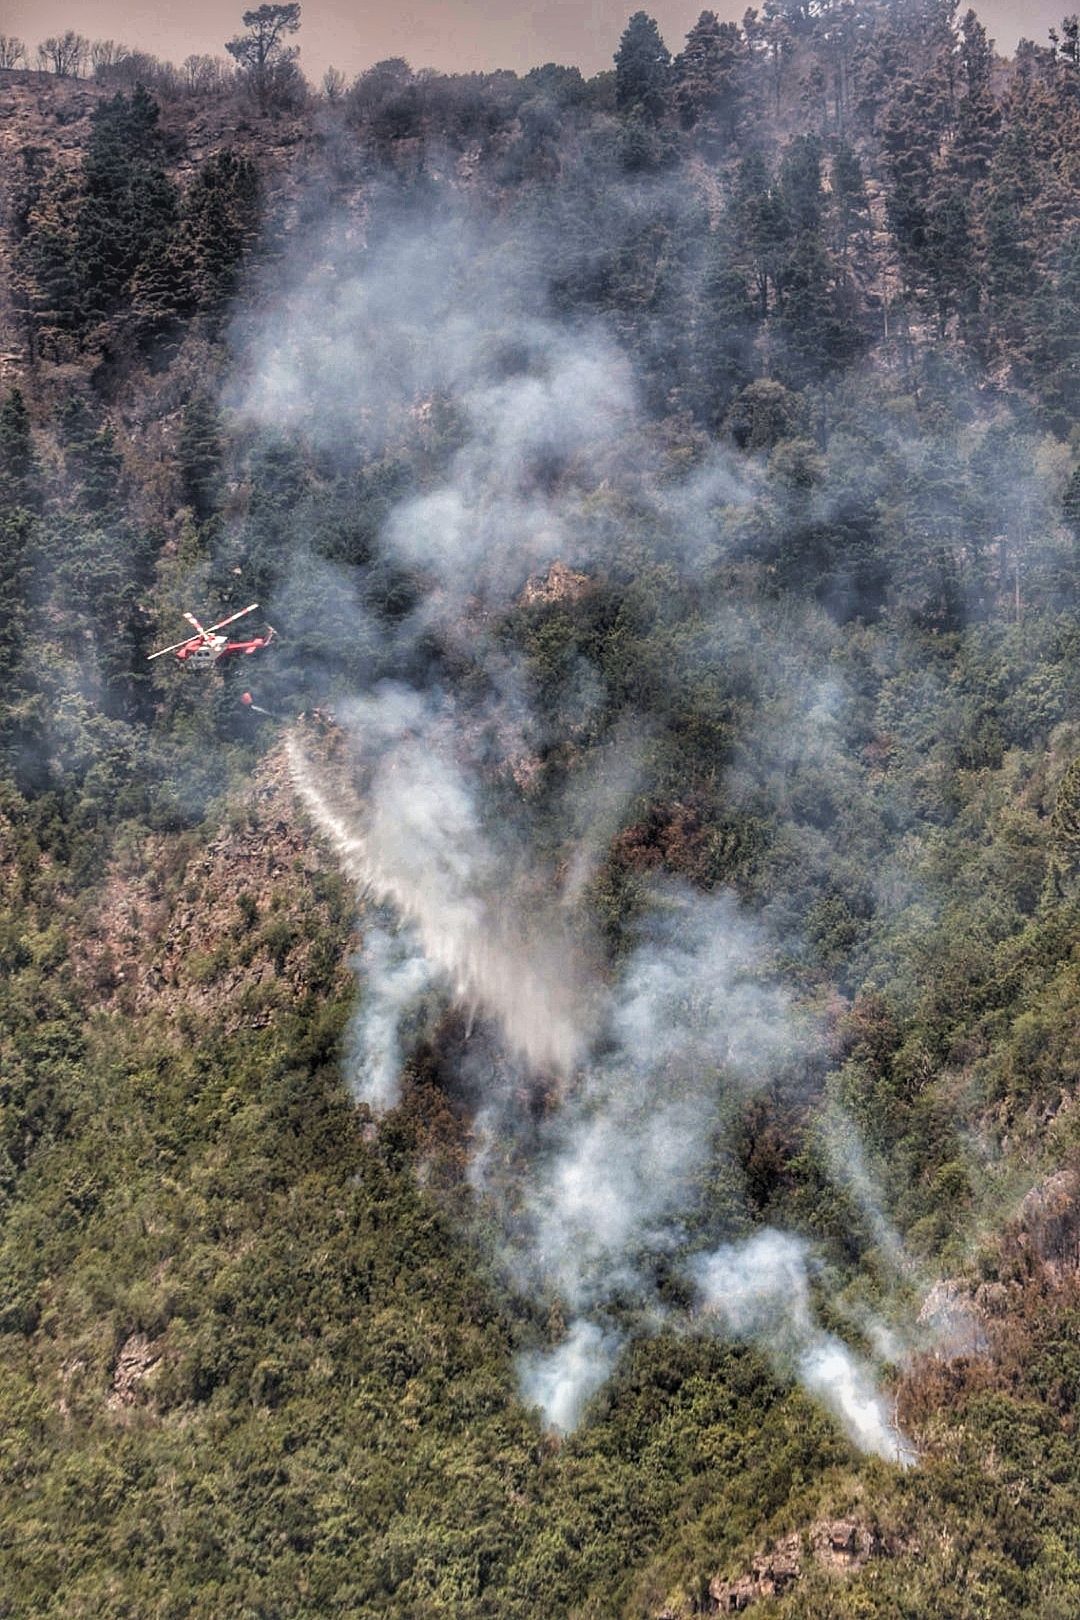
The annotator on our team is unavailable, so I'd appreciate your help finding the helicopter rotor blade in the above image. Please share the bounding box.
[205,602,260,635]
[148,634,198,661]
[148,604,268,661]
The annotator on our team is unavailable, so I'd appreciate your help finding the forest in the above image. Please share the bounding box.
[2,1,1080,1614]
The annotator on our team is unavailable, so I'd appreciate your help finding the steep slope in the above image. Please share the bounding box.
[2,5,1080,1616]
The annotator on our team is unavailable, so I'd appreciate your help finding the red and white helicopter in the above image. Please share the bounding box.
[148,603,276,669]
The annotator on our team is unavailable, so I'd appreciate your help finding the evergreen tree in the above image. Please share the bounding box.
[0,510,31,701]
[146,150,262,331]
[959,6,994,98]
[1050,14,1080,72]
[13,164,82,357]
[182,151,262,311]
[179,395,225,521]
[735,151,791,317]
[982,190,1034,340]
[225,4,304,114]
[0,390,41,512]
[724,377,797,450]
[830,143,872,268]
[690,234,756,425]
[59,398,123,516]
[0,391,36,708]
[1052,756,1080,868]
[228,437,310,599]
[923,169,977,335]
[617,109,668,171]
[672,12,743,142]
[614,12,671,122]
[1028,230,1080,431]
[816,0,860,135]
[777,232,863,383]
[778,133,824,237]
[762,7,795,112]
[73,88,180,333]
[953,9,1000,177]
[881,85,934,292]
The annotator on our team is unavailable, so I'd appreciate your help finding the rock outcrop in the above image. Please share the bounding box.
[706,1516,915,1613]
[1012,1169,1080,1280]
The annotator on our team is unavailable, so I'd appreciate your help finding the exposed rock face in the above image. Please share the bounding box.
[918,1278,988,1358]
[519,560,592,608]
[1013,1169,1080,1279]
[913,1168,1080,1371]
[108,1332,163,1410]
[707,1516,912,1613]
[708,1535,801,1612]
[809,1517,884,1569]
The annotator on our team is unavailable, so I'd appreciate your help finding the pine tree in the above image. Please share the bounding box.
[830,143,872,268]
[13,164,82,357]
[983,188,1034,336]
[129,150,261,342]
[959,6,993,97]
[923,169,976,335]
[0,385,36,701]
[0,511,31,700]
[178,151,262,313]
[778,134,824,237]
[225,4,303,114]
[1028,230,1080,432]
[179,395,224,520]
[1053,756,1080,868]
[614,12,671,122]
[0,390,41,512]
[724,377,797,451]
[73,87,180,333]
[59,398,123,516]
[953,9,1000,178]
[672,12,743,142]
[777,232,863,384]
[816,1,860,135]
[618,109,666,172]
[880,75,937,292]
[690,235,756,426]
[762,8,795,113]
[735,152,791,317]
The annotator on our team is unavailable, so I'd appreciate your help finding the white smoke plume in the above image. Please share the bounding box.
[517,1321,624,1435]
[507,891,799,1311]
[816,1100,909,1275]
[348,919,434,1110]
[288,702,594,1081]
[692,1230,915,1464]
[241,200,912,1457]
[488,891,807,1434]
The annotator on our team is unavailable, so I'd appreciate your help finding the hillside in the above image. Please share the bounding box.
[2,4,1080,1616]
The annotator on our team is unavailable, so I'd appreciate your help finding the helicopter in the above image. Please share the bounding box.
[148,603,276,669]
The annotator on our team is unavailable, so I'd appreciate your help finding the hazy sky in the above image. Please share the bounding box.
[0,1,1065,81]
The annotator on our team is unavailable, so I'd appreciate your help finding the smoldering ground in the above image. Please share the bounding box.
[224,184,1055,1459]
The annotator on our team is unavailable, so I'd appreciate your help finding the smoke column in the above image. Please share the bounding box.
[349,919,434,1111]
[287,702,593,1086]
[692,1230,915,1464]
[238,202,913,1458]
